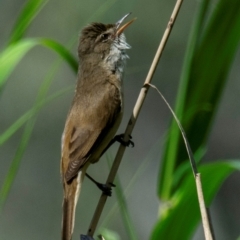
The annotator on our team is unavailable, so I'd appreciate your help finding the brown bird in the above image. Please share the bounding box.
[61,13,134,240]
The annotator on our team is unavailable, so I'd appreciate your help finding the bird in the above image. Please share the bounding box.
[60,13,135,240]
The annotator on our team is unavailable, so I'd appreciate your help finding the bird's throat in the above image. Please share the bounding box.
[103,34,130,80]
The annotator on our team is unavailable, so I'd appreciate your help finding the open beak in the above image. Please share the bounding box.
[116,13,136,36]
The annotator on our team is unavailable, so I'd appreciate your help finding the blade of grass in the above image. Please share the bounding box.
[0,118,36,212]
[101,228,120,240]
[179,0,240,176]
[158,0,210,200]
[0,39,37,91]
[159,0,240,200]
[39,38,78,72]
[151,160,240,240]
[8,0,48,45]
[0,60,63,212]
[0,38,77,93]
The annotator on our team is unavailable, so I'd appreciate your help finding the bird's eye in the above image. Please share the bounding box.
[101,33,109,41]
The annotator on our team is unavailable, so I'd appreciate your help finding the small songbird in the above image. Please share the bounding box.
[61,13,134,240]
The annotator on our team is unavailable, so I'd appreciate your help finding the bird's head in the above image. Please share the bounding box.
[78,13,135,59]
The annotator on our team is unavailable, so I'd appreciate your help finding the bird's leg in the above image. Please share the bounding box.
[85,135,134,196]
[85,173,115,196]
[101,134,134,157]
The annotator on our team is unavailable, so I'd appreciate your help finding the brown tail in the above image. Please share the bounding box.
[62,171,84,240]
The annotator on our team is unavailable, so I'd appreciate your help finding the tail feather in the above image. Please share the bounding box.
[62,171,83,240]
[62,197,74,240]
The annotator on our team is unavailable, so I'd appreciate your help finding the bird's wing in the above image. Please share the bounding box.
[62,83,121,182]
[64,126,101,182]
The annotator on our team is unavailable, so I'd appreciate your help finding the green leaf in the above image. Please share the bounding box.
[159,0,240,199]
[151,161,240,240]
[0,39,37,91]
[101,228,121,240]
[8,0,48,44]
[39,38,78,72]
[0,119,36,212]
[0,61,72,211]
[0,38,77,92]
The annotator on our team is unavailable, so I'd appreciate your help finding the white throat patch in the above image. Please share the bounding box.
[104,33,130,79]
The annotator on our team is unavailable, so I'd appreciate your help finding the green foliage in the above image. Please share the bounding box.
[0,38,77,94]
[8,0,48,44]
[159,0,240,198]
[101,228,121,240]
[159,0,240,200]
[152,0,240,239]
[0,0,77,212]
[1,0,240,239]
[151,161,240,239]
[0,40,37,91]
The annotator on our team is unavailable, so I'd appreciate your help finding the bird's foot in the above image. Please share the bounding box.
[95,182,116,196]
[86,173,115,196]
[114,134,134,147]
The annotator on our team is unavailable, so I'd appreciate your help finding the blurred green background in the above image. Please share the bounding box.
[0,0,240,239]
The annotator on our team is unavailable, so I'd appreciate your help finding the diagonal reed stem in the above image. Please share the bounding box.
[85,0,184,238]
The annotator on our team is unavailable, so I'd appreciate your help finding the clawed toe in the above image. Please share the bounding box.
[96,183,115,196]
[115,134,134,147]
